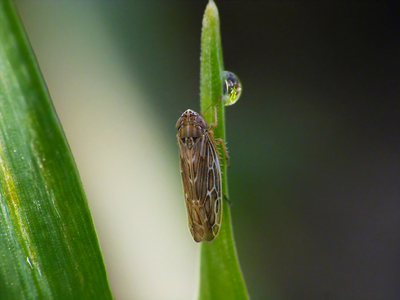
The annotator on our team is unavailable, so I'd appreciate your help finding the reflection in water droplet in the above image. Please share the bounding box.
[222,71,242,106]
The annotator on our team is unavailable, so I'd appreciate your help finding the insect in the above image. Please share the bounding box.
[176,106,229,242]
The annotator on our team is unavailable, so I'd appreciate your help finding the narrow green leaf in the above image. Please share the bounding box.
[0,1,112,299]
[199,1,249,299]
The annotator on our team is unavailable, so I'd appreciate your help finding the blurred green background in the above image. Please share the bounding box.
[14,1,400,299]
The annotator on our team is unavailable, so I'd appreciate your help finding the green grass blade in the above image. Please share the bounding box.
[198,1,249,299]
[0,1,113,299]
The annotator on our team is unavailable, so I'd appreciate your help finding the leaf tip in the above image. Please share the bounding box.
[204,0,219,24]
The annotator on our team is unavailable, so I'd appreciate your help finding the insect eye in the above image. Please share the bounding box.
[181,138,186,142]
[192,137,199,142]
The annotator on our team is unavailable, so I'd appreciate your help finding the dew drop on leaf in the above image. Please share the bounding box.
[222,71,242,106]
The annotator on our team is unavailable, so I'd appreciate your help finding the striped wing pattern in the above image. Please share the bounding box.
[176,110,223,242]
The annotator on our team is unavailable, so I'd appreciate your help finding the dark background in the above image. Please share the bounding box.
[17,1,400,299]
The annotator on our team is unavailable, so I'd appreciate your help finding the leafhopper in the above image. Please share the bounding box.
[176,107,228,242]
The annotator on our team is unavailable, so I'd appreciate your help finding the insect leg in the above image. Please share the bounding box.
[223,193,233,206]
[214,138,230,167]
[207,105,230,167]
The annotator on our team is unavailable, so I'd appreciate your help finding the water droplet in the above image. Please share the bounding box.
[222,71,242,106]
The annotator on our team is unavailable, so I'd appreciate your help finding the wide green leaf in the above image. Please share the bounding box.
[198,1,249,299]
[0,1,112,299]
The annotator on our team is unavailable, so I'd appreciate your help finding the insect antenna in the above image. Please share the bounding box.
[201,95,224,117]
